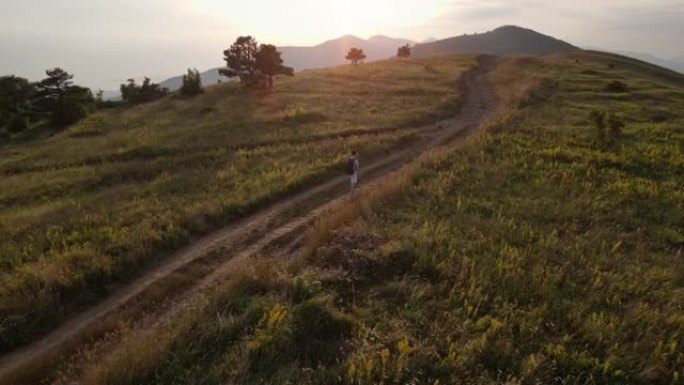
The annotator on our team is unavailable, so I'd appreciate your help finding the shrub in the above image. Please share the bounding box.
[397,44,411,58]
[589,109,624,146]
[180,68,203,97]
[120,78,169,105]
[7,113,29,133]
[51,86,94,126]
[604,80,628,93]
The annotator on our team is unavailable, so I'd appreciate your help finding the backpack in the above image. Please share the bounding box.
[345,157,355,175]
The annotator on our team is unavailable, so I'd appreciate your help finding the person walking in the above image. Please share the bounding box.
[345,150,360,195]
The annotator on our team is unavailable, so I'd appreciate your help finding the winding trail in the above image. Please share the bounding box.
[0,55,497,384]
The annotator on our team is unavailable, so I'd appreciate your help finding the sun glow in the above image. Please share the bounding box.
[193,0,445,44]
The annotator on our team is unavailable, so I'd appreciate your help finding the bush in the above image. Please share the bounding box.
[120,78,169,105]
[53,102,89,126]
[7,113,29,133]
[604,80,628,93]
[50,86,94,126]
[180,68,203,97]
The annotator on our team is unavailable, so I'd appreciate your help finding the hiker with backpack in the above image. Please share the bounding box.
[345,150,360,195]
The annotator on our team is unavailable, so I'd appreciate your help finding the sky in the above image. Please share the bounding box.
[1,0,683,90]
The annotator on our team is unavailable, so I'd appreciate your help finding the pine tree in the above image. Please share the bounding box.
[254,44,293,89]
[36,68,94,126]
[219,36,259,84]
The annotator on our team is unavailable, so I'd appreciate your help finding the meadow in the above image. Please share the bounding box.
[80,51,684,385]
[0,54,476,352]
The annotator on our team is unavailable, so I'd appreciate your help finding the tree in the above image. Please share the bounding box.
[0,76,35,116]
[0,76,36,130]
[52,85,94,126]
[220,36,259,84]
[35,68,72,114]
[345,48,367,65]
[38,68,73,97]
[254,44,293,89]
[120,77,169,105]
[36,68,94,126]
[397,44,411,58]
[180,68,204,96]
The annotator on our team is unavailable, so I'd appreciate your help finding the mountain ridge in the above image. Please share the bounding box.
[120,26,681,97]
[412,25,579,56]
[155,35,413,93]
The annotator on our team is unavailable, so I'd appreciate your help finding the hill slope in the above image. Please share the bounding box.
[76,51,684,385]
[0,54,475,356]
[413,25,579,56]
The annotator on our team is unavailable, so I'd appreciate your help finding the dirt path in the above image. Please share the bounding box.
[0,56,498,384]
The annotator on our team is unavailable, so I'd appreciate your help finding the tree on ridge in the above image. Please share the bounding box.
[254,44,293,89]
[345,48,367,65]
[220,36,259,84]
[220,37,293,89]
[397,44,411,58]
[180,68,204,96]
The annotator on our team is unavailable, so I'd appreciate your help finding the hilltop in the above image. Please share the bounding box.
[413,25,579,56]
[152,26,682,96]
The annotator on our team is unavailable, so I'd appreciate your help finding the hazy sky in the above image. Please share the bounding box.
[1,0,682,90]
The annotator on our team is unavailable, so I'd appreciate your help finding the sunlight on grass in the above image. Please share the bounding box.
[78,51,684,385]
[0,54,475,352]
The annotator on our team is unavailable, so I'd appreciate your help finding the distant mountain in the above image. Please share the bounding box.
[279,34,413,71]
[118,27,584,98]
[155,35,413,93]
[412,25,579,56]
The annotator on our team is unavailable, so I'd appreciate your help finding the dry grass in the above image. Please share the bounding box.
[489,56,550,112]
[0,54,476,352]
[64,50,684,385]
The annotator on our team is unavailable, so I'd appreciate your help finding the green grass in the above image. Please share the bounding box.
[80,51,684,385]
[0,54,475,353]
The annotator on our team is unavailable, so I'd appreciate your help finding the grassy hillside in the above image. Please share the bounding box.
[0,54,476,352]
[80,51,684,385]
